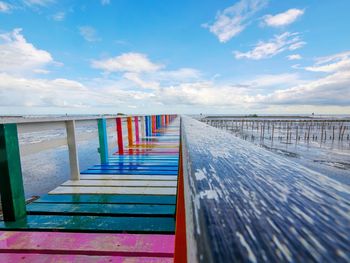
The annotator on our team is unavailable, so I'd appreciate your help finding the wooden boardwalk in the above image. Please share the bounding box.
[0,115,179,262]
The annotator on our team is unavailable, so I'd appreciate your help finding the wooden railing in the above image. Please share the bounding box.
[0,114,176,221]
[177,116,350,262]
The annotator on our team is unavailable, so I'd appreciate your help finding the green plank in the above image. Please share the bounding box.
[0,215,175,233]
[35,194,176,204]
[0,124,26,221]
[97,119,108,164]
[27,203,175,216]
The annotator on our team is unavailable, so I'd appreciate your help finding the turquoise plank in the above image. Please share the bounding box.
[0,215,175,233]
[27,203,175,216]
[34,194,176,204]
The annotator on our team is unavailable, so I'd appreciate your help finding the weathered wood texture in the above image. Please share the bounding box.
[0,231,174,257]
[97,119,108,164]
[65,120,80,180]
[181,116,350,263]
[0,124,26,221]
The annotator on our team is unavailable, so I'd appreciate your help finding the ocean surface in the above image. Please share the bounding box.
[201,116,350,186]
[17,119,122,198]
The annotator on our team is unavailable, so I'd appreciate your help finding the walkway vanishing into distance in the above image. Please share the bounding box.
[0,115,349,262]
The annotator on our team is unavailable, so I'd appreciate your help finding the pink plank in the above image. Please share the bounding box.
[0,231,174,257]
[0,253,173,263]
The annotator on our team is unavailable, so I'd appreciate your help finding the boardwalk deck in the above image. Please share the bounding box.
[0,115,180,262]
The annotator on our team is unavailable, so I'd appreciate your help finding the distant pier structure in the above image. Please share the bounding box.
[201,116,350,144]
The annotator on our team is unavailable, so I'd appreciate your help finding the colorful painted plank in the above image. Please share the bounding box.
[26,203,175,216]
[90,166,179,171]
[0,215,175,233]
[49,186,177,195]
[33,194,177,204]
[0,254,173,263]
[79,174,178,181]
[62,180,177,187]
[81,170,178,175]
[0,231,174,256]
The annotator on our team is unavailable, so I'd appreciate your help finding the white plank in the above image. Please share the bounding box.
[80,174,177,181]
[62,180,177,187]
[49,186,176,195]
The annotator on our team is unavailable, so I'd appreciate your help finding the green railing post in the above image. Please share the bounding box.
[97,119,108,164]
[0,123,26,221]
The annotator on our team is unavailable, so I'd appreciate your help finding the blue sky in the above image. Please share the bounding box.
[0,0,349,115]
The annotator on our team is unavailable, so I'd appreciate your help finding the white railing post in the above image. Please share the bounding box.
[140,116,145,139]
[65,120,80,180]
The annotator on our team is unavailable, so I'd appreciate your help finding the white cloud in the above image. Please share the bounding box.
[52,11,65,21]
[92,53,163,73]
[287,54,302,60]
[0,1,10,12]
[101,0,110,5]
[24,0,55,6]
[203,0,268,43]
[263,8,304,27]
[305,51,350,73]
[123,72,160,89]
[0,28,54,74]
[79,26,100,42]
[244,73,302,87]
[234,32,305,60]
[260,70,350,106]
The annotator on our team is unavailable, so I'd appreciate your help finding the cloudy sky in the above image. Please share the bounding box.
[0,0,349,115]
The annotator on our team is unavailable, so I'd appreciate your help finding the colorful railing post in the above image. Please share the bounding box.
[145,116,149,137]
[127,116,133,146]
[140,116,145,139]
[152,116,156,135]
[116,117,124,155]
[97,118,108,164]
[134,116,140,143]
[65,120,80,180]
[162,115,165,127]
[174,141,187,263]
[0,123,26,221]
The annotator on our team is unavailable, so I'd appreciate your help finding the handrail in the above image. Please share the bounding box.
[180,116,350,262]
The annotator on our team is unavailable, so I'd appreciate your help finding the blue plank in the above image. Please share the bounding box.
[81,170,178,175]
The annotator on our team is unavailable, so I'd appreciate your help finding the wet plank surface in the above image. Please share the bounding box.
[0,254,173,262]
[62,179,177,187]
[0,231,174,256]
[34,194,177,204]
[49,186,177,195]
[0,215,175,233]
[27,203,175,216]
[181,116,350,263]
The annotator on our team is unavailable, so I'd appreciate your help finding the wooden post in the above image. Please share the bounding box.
[134,116,140,143]
[127,117,133,146]
[116,117,124,155]
[0,123,26,221]
[174,137,187,263]
[145,116,149,137]
[97,119,108,164]
[140,116,145,139]
[65,120,80,180]
[152,116,156,134]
